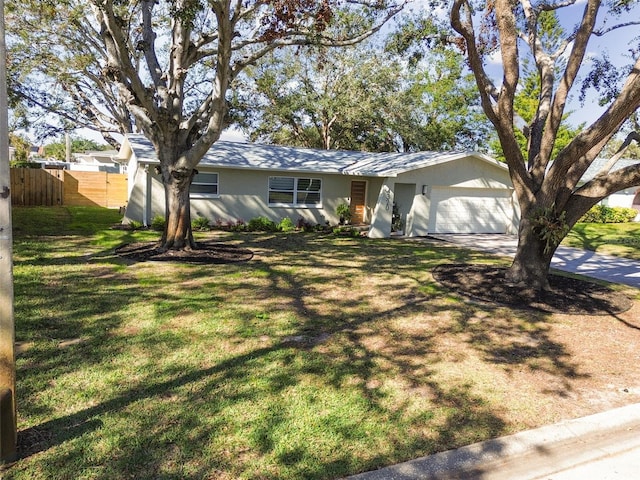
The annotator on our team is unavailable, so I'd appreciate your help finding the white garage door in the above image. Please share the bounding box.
[429,187,513,234]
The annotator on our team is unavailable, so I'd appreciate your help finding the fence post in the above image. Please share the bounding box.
[0,0,17,463]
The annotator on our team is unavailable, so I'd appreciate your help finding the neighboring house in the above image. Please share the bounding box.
[26,151,126,173]
[72,150,125,173]
[120,134,520,238]
[28,145,45,159]
[581,157,640,220]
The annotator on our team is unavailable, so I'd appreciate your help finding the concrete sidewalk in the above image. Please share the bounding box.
[345,403,640,480]
[426,234,640,288]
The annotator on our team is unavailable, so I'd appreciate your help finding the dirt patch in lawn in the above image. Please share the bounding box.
[432,263,634,315]
[115,240,254,264]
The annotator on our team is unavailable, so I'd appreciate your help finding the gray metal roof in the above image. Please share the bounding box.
[581,156,640,182]
[123,134,505,177]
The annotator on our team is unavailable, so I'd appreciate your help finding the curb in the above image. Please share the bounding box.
[345,402,640,480]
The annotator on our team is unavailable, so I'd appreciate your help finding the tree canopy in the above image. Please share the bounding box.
[233,35,490,152]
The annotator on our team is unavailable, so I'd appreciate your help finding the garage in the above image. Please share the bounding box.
[429,187,515,234]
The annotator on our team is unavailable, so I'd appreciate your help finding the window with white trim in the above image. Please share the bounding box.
[190,172,219,197]
[268,176,322,206]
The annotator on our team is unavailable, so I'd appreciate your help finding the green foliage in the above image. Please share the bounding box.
[579,205,638,223]
[336,203,351,224]
[128,220,144,230]
[43,136,110,161]
[151,215,165,232]
[247,216,278,232]
[332,225,363,237]
[530,206,570,254]
[277,217,296,232]
[233,38,491,152]
[191,216,211,231]
[490,68,583,162]
[601,134,640,159]
[9,132,31,164]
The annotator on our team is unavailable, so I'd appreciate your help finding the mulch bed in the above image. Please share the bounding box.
[115,240,254,264]
[432,263,633,315]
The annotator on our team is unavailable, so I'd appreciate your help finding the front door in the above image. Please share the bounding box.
[349,181,367,224]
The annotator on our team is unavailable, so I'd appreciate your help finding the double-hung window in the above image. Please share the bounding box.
[190,172,219,197]
[268,176,321,206]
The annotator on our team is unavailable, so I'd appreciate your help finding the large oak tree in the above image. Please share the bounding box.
[451,0,640,289]
[8,0,403,249]
[233,39,490,152]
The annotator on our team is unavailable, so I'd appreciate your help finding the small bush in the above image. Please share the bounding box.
[580,205,638,223]
[192,216,211,231]
[332,226,362,237]
[247,216,278,232]
[228,219,246,231]
[128,220,144,230]
[297,217,315,231]
[151,215,165,231]
[278,217,296,232]
[336,203,351,224]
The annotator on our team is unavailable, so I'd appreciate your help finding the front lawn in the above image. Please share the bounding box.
[5,207,640,480]
[564,222,640,260]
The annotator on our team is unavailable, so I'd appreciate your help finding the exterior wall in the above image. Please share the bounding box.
[368,179,395,238]
[384,157,517,237]
[603,191,635,208]
[124,164,362,226]
[123,153,520,235]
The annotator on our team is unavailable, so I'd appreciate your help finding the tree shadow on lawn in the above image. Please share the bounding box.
[10,233,596,480]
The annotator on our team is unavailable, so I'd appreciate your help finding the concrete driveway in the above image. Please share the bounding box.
[428,234,640,288]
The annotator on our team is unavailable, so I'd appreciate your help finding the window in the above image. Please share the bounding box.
[191,172,219,197]
[269,176,321,206]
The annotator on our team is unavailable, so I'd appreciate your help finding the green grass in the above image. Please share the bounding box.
[5,207,637,479]
[564,222,640,260]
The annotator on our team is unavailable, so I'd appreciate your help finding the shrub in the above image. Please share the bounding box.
[192,216,211,231]
[151,215,165,231]
[229,219,246,231]
[336,203,351,224]
[579,205,638,223]
[278,217,296,232]
[247,216,278,232]
[332,226,362,237]
[128,220,144,230]
[297,217,315,232]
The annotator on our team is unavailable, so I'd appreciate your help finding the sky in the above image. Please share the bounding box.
[480,0,640,128]
[51,1,640,145]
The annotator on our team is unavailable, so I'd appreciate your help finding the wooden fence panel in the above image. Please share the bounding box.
[10,169,127,208]
[63,171,108,207]
[106,174,128,209]
[10,169,63,206]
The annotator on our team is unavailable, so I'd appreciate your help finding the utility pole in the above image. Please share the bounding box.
[0,0,17,462]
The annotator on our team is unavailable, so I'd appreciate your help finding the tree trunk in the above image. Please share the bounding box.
[159,166,196,251]
[506,217,556,291]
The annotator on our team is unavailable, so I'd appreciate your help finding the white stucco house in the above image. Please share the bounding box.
[72,150,125,173]
[119,134,520,238]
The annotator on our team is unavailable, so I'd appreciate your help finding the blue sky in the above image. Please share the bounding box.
[475,0,640,128]
[66,1,640,145]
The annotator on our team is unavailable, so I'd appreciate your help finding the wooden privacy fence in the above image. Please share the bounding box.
[10,168,128,208]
